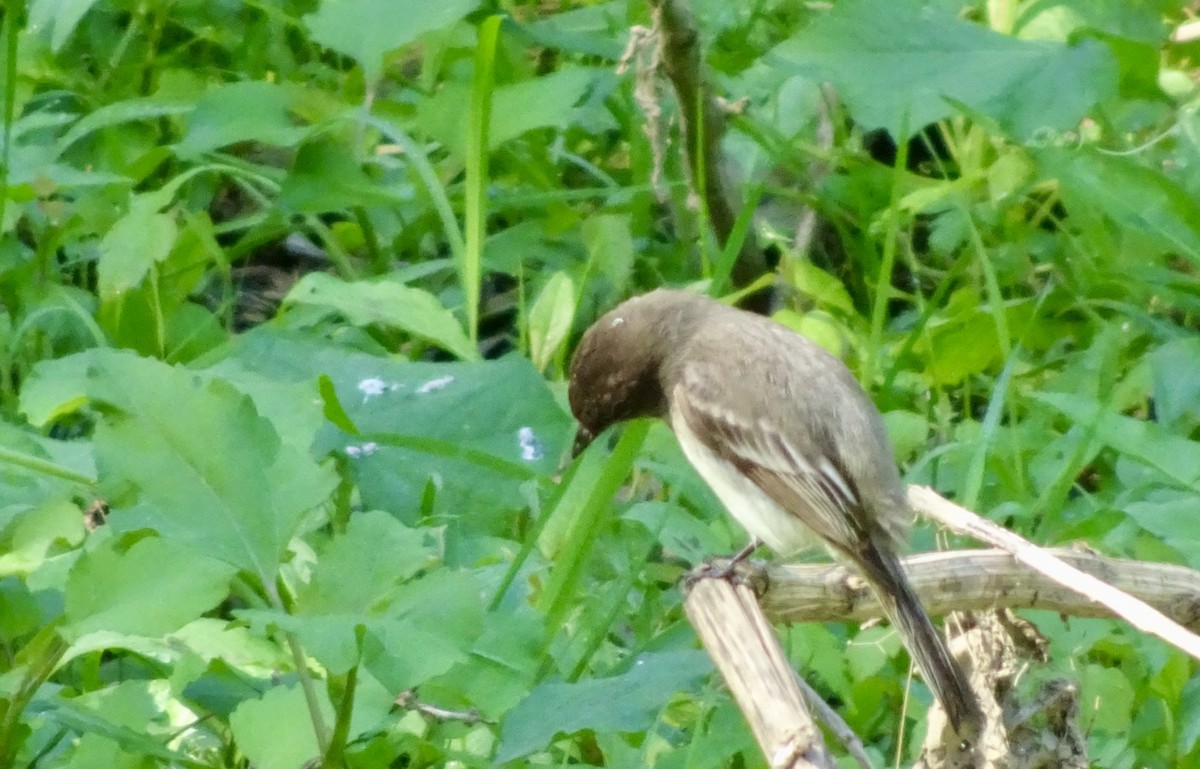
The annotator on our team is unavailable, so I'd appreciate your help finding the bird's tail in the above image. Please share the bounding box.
[852,541,982,739]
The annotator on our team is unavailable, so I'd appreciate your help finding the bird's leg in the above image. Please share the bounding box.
[683,539,766,594]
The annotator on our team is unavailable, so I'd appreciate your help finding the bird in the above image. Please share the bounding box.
[568,288,981,737]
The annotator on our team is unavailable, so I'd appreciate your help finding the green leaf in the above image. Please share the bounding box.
[64,537,236,641]
[57,98,191,154]
[497,650,712,762]
[229,684,325,769]
[362,570,486,691]
[283,273,478,361]
[175,81,307,158]
[1080,664,1134,733]
[209,331,573,523]
[1038,147,1200,269]
[278,139,401,214]
[425,605,545,717]
[304,0,480,83]
[1032,391,1200,491]
[770,0,1116,139]
[296,511,438,615]
[1148,337,1200,433]
[1125,492,1200,567]
[28,0,104,52]
[528,272,576,371]
[0,496,85,576]
[582,213,634,292]
[416,68,602,157]
[21,349,337,582]
[97,205,177,301]
[490,68,599,148]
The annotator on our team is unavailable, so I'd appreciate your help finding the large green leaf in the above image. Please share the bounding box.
[296,510,438,615]
[415,68,603,157]
[63,537,236,641]
[283,273,478,361]
[497,650,712,762]
[770,0,1116,139]
[304,0,480,83]
[229,684,325,769]
[20,350,337,583]
[207,329,572,525]
[278,139,403,214]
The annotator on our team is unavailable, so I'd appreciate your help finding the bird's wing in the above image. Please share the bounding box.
[672,367,872,553]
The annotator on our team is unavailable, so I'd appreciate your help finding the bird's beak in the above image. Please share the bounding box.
[571,425,595,458]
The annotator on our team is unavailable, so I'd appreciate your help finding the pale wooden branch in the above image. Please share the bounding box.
[682,577,833,769]
[908,485,1200,661]
[761,548,1200,630]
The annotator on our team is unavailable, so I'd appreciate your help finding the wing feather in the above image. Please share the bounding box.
[672,371,872,554]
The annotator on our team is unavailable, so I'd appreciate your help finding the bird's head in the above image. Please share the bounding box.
[568,289,702,454]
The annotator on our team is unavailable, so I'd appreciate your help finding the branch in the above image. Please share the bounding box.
[908,485,1200,661]
[683,577,834,769]
[761,548,1200,630]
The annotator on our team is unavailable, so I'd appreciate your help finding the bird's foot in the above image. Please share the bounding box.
[682,540,768,596]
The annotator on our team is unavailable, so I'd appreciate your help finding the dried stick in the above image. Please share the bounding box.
[908,485,1200,661]
[683,577,834,769]
[762,548,1200,631]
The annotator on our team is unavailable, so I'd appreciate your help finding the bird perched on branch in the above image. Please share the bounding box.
[568,288,981,738]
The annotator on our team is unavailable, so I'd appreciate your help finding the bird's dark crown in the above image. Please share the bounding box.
[568,289,704,440]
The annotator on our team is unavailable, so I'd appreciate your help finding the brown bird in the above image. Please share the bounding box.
[569,288,980,737]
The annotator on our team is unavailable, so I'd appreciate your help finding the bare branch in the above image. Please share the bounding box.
[683,576,834,769]
[908,485,1200,661]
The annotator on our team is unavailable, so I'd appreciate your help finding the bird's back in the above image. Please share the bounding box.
[666,304,911,549]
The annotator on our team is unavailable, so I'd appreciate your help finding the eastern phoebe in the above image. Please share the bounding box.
[569,288,981,737]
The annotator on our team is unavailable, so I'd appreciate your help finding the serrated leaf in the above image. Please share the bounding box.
[362,570,485,691]
[20,349,337,582]
[284,273,478,361]
[297,511,438,615]
[64,537,236,640]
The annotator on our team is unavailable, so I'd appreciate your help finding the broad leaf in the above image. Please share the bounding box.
[283,273,478,361]
[770,0,1116,139]
[305,0,480,83]
[175,81,307,158]
[1039,147,1200,269]
[64,537,236,641]
[20,350,337,583]
[1032,392,1200,491]
[229,685,325,769]
[497,650,712,762]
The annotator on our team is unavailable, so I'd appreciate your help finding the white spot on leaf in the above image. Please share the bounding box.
[417,375,455,394]
[345,441,379,458]
[517,426,543,461]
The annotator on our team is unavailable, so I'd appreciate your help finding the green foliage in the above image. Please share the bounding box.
[1,0,1199,766]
